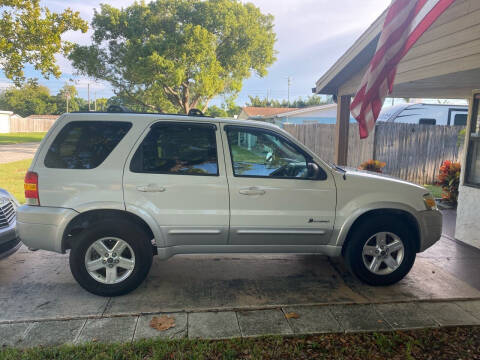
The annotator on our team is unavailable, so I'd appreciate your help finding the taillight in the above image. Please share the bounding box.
[24,171,40,206]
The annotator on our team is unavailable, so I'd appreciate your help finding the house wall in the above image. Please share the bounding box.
[455,185,480,248]
[279,107,356,125]
[0,113,11,133]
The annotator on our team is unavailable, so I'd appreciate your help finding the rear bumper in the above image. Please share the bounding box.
[16,205,78,253]
[417,209,443,252]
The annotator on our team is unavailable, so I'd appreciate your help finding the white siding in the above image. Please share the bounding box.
[455,185,480,249]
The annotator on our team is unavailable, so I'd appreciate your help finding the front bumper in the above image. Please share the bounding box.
[16,205,78,253]
[417,209,443,252]
[0,220,21,259]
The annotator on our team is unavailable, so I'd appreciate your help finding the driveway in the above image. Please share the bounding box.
[1,234,479,324]
[2,210,480,346]
[0,143,39,164]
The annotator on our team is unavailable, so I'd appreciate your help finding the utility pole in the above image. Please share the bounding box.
[94,90,97,111]
[88,83,91,111]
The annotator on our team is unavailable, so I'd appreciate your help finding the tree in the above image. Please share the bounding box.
[246,95,332,108]
[95,98,109,112]
[69,0,276,114]
[0,0,88,85]
[54,84,80,113]
[205,105,228,118]
[0,80,57,116]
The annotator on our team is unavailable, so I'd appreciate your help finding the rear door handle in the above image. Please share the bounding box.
[239,187,266,196]
[136,184,166,193]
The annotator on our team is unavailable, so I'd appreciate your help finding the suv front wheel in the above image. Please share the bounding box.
[69,219,153,296]
[344,215,416,286]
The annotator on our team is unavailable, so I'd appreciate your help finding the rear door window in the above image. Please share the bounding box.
[44,121,132,169]
[130,122,218,176]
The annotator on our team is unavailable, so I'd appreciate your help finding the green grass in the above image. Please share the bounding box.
[0,159,31,203]
[0,132,46,145]
[0,327,479,360]
[424,184,443,198]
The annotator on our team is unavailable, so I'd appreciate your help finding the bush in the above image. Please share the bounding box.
[438,160,461,204]
[359,160,386,173]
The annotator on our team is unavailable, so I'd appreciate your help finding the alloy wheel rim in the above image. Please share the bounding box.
[362,231,405,275]
[84,237,135,284]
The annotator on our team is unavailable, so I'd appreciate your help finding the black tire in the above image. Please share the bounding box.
[69,219,153,296]
[344,215,416,286]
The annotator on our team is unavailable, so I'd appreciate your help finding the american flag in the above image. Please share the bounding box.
[350,0,456,139]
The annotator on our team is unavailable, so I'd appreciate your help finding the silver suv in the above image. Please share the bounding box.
[17,111,442,296]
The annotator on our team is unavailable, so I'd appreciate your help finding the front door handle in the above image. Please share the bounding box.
[239,187,266,196]
[136,184,166,193]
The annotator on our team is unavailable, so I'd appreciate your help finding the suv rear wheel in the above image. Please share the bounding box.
[69,220,153,296]
[344,215,416,286]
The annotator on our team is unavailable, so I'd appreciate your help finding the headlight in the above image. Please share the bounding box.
[423,193,437,210]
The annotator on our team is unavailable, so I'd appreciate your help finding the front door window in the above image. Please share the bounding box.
[226,127,311,179]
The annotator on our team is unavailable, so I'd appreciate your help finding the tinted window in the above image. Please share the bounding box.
[454,114,467,126]
[130,123,218,176]
[226,127,310,179]
[44,121,132,169]
[419,118,436,125]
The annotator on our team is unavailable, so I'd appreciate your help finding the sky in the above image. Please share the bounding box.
[0,0,393,106]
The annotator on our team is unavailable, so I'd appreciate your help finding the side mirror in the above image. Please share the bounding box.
[307,162,321,179]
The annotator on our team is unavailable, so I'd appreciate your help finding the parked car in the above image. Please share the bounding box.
[17,111,442,296]
[378,103,468,126]
[0,189,21,259]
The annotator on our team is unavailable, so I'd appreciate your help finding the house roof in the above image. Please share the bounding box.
[241,107,299,118]
[273,104,337,118]
[314,0,480,99]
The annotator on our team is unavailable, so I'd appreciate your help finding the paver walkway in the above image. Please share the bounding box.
[0,142,39,164]
[1,299,479,347]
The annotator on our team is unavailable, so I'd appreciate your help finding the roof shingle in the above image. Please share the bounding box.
[242,107,299,117]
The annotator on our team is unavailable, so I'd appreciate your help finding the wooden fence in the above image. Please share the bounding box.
[284,122,464,184]
[9,116,57,132]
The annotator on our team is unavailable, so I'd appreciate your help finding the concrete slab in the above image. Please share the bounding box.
[330,257,480,303]
[23,319,86,347]
[455,300,480,320]
[188,312,240,339]
[105,255,366,316]
[417,302,480,326]
[1,240,480,324]
[329,304,391,332]
[134,313,187,341]
[374,303,437,330]
[0,143,38,164]
[237,309,292,337]
[0,247,109,322]
[76,317,137,344]
[0,323,30,347]
[282,306,342,334]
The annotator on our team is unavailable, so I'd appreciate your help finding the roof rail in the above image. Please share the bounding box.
[70,106,211,117]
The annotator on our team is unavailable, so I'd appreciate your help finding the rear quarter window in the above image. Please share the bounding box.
[44,121,132,169]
